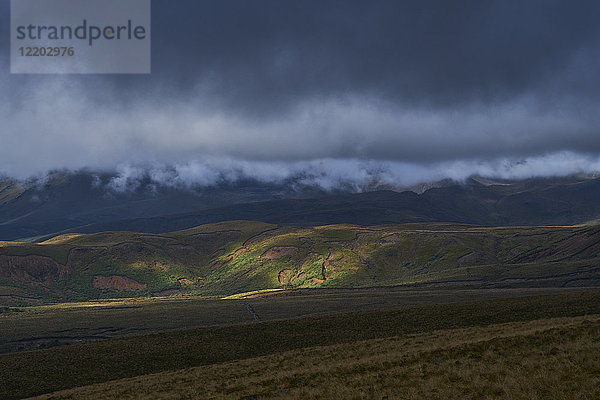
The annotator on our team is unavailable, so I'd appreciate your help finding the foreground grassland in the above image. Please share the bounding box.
[2,221,600,304]
[2,290,600,399]
[0,287,581,354]
[32,315,600,400]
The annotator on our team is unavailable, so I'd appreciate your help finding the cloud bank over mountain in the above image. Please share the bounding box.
[1,1,600,186]
[25,153,600,194]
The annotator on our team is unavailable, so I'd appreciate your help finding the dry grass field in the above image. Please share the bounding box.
[30,314,600,399]
[2,289,600,399]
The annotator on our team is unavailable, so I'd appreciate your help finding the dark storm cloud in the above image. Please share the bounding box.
[2,0,600,183]
[146,0,600,109]
[6,0,599,108]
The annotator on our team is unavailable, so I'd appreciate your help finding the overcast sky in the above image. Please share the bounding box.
[2,0,600,187]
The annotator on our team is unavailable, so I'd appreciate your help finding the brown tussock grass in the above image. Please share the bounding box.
[30,314,600,400]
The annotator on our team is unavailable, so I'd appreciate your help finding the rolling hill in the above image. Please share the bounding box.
[2,221,600,305]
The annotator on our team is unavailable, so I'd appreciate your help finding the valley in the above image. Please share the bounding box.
[3,180,600,399]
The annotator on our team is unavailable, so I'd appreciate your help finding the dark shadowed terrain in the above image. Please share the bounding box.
[2,173,600,241]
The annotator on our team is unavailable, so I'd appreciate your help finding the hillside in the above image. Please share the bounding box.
[30,315,600,400]
[3,290,600,399]
[2,221,600,305]
[0,171,329,241]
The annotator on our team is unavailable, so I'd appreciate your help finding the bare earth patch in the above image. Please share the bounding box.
[0,255,70,284]
[226,247,248,263]
[278,270,294,284]
[262,246,299,260]
[155,262,168,271]
[93,276,146,291]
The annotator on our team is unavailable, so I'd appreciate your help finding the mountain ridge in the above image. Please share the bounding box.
[2,173,600,241]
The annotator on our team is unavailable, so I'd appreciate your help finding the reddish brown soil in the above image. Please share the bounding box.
[155,262,168,271]
[262,246,299,260]
[178,278,193,285]
[278,269,294,284]
[0,255,70,284]
[226,247,249,263]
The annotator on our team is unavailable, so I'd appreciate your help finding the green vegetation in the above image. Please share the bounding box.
[2,221,600,304]
[2,289,600,399]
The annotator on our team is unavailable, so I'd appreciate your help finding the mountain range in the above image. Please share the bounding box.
[2,172,600,241]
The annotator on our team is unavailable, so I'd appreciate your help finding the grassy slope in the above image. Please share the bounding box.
[0,287,579,354]
[2,222,600,304]
[31,315,600,400]
[0,179,25,207]
[2,290,600,399]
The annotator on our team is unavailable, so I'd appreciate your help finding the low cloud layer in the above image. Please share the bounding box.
[86,152,600,193]
[2,1,600,188]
